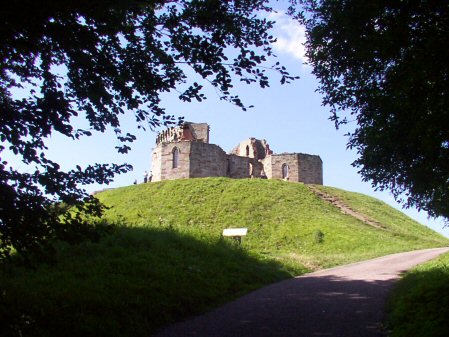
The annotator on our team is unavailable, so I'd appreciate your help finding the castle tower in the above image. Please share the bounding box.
[151,122,227,182]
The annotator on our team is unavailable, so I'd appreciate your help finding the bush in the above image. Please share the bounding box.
[314,230,325,244]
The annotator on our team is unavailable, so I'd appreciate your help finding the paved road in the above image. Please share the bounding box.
[154,247,449,337]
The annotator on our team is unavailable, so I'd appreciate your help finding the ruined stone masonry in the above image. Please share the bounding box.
[151,122,323,184]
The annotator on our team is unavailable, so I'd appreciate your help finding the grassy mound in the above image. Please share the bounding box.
[1,178,447,336]
[97,178,447,268]
[387,252,449,337]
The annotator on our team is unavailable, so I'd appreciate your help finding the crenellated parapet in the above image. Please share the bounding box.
[156,122,210,145]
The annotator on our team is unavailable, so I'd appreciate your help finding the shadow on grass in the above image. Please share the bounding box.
[154,274,397,337]
[0,226,293,337]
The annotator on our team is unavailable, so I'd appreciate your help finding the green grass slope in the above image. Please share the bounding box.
[314,185,443,240]
[98,178,447,268]
[1,178,447,337]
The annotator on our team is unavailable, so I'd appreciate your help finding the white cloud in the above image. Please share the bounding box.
[268,11,308,64]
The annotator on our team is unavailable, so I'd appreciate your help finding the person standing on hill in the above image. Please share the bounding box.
[143,171,148,183]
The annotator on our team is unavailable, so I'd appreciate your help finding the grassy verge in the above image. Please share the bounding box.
[387,252,449,337]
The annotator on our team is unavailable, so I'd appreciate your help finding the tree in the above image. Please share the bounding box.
[295,0,449,220]
[0,0,297,259]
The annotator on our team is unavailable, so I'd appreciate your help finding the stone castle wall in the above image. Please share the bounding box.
[261,156,272,178]
[189,142,227,178]
[265,153,323,184]
[152,142,191,181]
[151,122,323,185]
[151,145,163,181]
[270,153,301,181]
[298,153,323,184]
[189,123,209,143]
[227,154,250,178]
[152,141,243,182]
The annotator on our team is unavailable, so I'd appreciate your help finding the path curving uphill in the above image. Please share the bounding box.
[154,247,449,337]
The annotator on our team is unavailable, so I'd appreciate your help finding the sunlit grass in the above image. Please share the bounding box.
[98,178,448,267]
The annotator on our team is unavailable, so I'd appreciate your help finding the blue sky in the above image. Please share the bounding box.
[9,9,449,238]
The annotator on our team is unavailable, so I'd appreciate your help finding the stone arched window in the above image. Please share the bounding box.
[245,145,250,157]
[282,163,289,179]
[172,147,179,168]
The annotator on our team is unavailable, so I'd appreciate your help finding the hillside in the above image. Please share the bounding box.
[1,178,447,337]
[97,178,448,268]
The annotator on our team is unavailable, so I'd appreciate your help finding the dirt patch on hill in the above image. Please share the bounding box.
[307,185,387,230]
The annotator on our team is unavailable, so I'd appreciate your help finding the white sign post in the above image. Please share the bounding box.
[222,228,248,244]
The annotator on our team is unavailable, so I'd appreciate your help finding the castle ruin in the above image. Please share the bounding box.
[151,122,323,184]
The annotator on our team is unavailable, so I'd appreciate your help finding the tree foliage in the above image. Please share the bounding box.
[0,0,297,259]
[296,0,449,220]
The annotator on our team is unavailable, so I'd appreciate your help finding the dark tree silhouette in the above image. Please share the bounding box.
[294,0,449,220]
[0,0,297,259]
